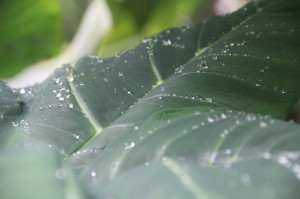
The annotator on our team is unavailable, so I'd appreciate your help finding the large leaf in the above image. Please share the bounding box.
[0,0,300,198]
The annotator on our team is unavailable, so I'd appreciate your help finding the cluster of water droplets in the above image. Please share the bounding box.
[277,152,300,180]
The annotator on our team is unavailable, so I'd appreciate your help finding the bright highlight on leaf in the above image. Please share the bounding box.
[0,0,300,198]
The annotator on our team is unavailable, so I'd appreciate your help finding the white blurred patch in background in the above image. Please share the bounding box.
[214,0,250,14]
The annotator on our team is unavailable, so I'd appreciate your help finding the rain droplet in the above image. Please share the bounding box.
[277,155,291,167]
[198,61,208,69]
[68,103,74,109]
[55,168,67,180]
[118,72,124,77]
[225,149,231,155]
[20,88,26,94]
[124,142,135,149]
[262,152,271,159]
[91,171,97,177]
[162,39,172,46]
[212,55,218,60]
[241,173,250,182]
[68,75,74,82]
[73,134,80,140]
[259,121,267,128]
[207,117,214,123]
[12,122,18,127]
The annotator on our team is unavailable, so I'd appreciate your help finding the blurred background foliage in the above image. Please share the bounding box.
[98,0,212,56]
[0,0,63,77]
[0,0,218,78]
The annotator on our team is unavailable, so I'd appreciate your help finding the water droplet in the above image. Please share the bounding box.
[207,117,214,123]
[198,61,208,69]
[229,43,235,47]
[134,126,139,130]
[225,149,231,155]
[124,142,135,149]
[241,173,250,182]
[68,75,74,82]
[68,103,74,109]
[259,121,267,128]
[12,122,18,127]
[205,98,212,103]
[192,125,199,130]
[262,152,271,159]
[118,72,124,77]
[73,134,80,140]
[20,88,26,94]
[162,39,172,46]
[212,55,218,60]
[277,155,291,167]
[55,168,67,180]
[220,113,227,119]
[91,171,97,177]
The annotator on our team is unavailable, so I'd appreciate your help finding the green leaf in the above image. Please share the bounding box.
[0,0,300,198]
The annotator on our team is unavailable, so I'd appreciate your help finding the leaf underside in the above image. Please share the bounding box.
[0,0,300,198]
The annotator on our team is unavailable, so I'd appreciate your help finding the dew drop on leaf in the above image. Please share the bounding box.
[19,88,26,94]
[162,39,172,46]
[225,149,231,155]
[277,155,291,167]
[91,171,97,177]
[262,152,271,159]
[68,103,74,109]
[68,75,74,82]
[73,134,80,140]
[124,142,135,149]
[207,117,214,123]
[12,122,18,127]
[118,72,124,77]
[198,61,208,69]
[55,168,67,180]
[281,89,287,94]
[241,173,251,183]
[259,121,267,128]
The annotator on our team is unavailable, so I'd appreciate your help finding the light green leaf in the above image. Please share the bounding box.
[0,149,87,199]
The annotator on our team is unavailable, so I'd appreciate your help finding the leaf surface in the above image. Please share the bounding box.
[0,0,300,198]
